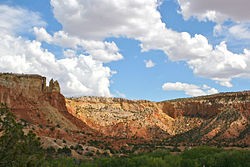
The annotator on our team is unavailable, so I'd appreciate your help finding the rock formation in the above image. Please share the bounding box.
[67,92,250,147]
[0,72,249,153]
[47,79,60,93]
[0,73,99,150]
[0,73,65,115]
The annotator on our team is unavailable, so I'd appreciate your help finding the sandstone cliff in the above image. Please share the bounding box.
[0,73,249,153]
[0,73,61,106]
[0,73,99,149]
[66,92,250,146]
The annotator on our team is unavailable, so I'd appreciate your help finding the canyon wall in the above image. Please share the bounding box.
[0,73,249,149]
[67,92,250,146]
[159,91,250,118]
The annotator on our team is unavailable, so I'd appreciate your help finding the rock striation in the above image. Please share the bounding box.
[67,92,250,146]
[0,72,249,152]
[0,73,63,110]
[0,73,97,145]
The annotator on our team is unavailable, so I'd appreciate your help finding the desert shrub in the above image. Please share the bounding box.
[57,146,72,156]
[0,103,45,166]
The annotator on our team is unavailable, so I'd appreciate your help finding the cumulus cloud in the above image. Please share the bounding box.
[188,42,250,87]
[50,0,250,87]
[144,60,155,68]
[177,0,250,41]
[33,27,123,63]
[162,82,219,96]
[0,32,113,97]
[1,1,250,98]
[50,0,164,40]
[0,5,45,35]
[0,5,120,97]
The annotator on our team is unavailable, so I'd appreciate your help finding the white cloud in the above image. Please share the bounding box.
[63,49,76,58]
[0,6,118,97]
[50,0,164,40]
[202,84,210,89]
[50,0,250,87]
[229,24,250,40]
[177,0,250,41]
[188,42,250,87]
[114,90,126,98]
[1,1,250,98]
[177,0,250,23]
[0,32,113,97]
[162,82,219,97]
[144,59,155,68]
[81,40,123,63]
[34,27,123,63]
[33,26,52,42]
[0,5,45,35]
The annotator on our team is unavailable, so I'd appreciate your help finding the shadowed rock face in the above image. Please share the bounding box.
[0,73,249,150]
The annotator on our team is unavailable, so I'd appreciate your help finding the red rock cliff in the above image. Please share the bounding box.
[0,73,66,112]
[0,73,249,149]
[159,91,250,119]
[0,73,101,151]
[67,92,250,146]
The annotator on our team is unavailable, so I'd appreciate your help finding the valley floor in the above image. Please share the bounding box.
[44,146,250,167]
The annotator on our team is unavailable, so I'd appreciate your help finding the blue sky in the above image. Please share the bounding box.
[0,0,250,101]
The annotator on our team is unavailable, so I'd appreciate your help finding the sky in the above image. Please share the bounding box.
[0,0,250,101]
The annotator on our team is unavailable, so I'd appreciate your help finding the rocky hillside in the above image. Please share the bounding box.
[0,73,249,154]
[67,92,250,147]
[0,73,103,154]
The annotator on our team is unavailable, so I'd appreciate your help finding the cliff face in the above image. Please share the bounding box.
[0,73,94,136]
[66,97,173,139]
[159,92,250,145]
[67,92,250,146]
[0,73,249,151]
[0,74,45,104]
[0,73,62,109]
[159,91,250,118]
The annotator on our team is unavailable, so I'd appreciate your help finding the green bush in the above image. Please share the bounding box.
[43,146,250,167]
[0,104,45,166]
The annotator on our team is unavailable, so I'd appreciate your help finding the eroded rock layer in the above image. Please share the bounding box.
[0,73,249,152]
[0,73,99,150]
[67,92,250,146]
